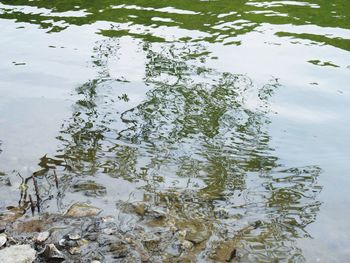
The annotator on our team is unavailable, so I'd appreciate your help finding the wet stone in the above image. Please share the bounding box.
[102,228,115,235]
[85,232,98,241]
[210,240,237,262]
[181,240,194,251]
[0,244,36,263]
[64,202,102,217]
[133,202,147,216]
[34,231,50,243]
[71,180,107,197]
[179,221,210,244]
[142,235,161,251]
[68,247,81,255]
[108,242,129,258]
[165,243,182,257]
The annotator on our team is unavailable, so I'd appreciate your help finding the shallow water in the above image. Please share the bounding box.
[0,0,350,261]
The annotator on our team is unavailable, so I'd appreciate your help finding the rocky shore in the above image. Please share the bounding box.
[0,200,238,263]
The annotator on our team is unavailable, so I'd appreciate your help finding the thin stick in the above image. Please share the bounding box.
[29,194,35,216]
[32,174,40,213]
[53,170,59,188]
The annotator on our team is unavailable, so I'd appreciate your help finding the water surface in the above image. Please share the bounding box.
[1,0,350,261]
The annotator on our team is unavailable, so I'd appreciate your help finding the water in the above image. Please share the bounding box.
[0,0,350,261]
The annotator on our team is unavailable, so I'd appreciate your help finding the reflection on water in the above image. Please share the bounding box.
[10,39,321,261]
[1,0,349,51]
[1,0,348,261]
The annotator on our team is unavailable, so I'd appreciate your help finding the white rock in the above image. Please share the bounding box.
[0,233,7,247]
[0,244,36,263]
[68,233,81,240]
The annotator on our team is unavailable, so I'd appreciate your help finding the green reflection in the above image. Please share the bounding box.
[21,39,321,261]
[0,0,334,260]
[1,0,349,50]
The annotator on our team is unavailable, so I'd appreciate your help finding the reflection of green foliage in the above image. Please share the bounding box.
[0,0,328,258]
[100,29,166,42]
[27,38,322,261]
[1,0,349,50]
[276,32,350,52]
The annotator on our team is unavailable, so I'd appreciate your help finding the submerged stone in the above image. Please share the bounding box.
[64,202,102,217]
[0,244,36,263]
[210,240,237,262]
[71,180,107,197]
[177,220,210,244]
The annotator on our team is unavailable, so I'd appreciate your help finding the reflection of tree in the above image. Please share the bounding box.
[20,37,322,261]
[1,0,349,50]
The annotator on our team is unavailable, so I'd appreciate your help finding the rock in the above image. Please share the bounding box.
[15,219,44,233]
[181,240,194,250]
[39,244,65,262]
[210,240,237,262]
[78,239,89,246]
[71,180,106,197]
[142,235,161,251]
[68,247,80,255]
[0,225,6,233]
[64,203,102,217]
[139,250,150,262]
[34,231,50,243]
[149,208,166,218]
[108,242,128,258]
[85,233,98,241]
[0,233,7,247]
[58,239,66,246]
[102,216,114,222]
[0,244,36,263]
[67,233,81,240]
[133,203,146,216]
[179,221,210,244]
[102,228,114,235]
[91,261,101,263]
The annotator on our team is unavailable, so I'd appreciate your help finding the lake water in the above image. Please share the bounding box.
[0,0,350,261]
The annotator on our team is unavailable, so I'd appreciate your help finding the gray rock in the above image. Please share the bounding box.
[39,244,65,262]
[67,233,81,240]
[34,231,50,243]
[0,244,36,263]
